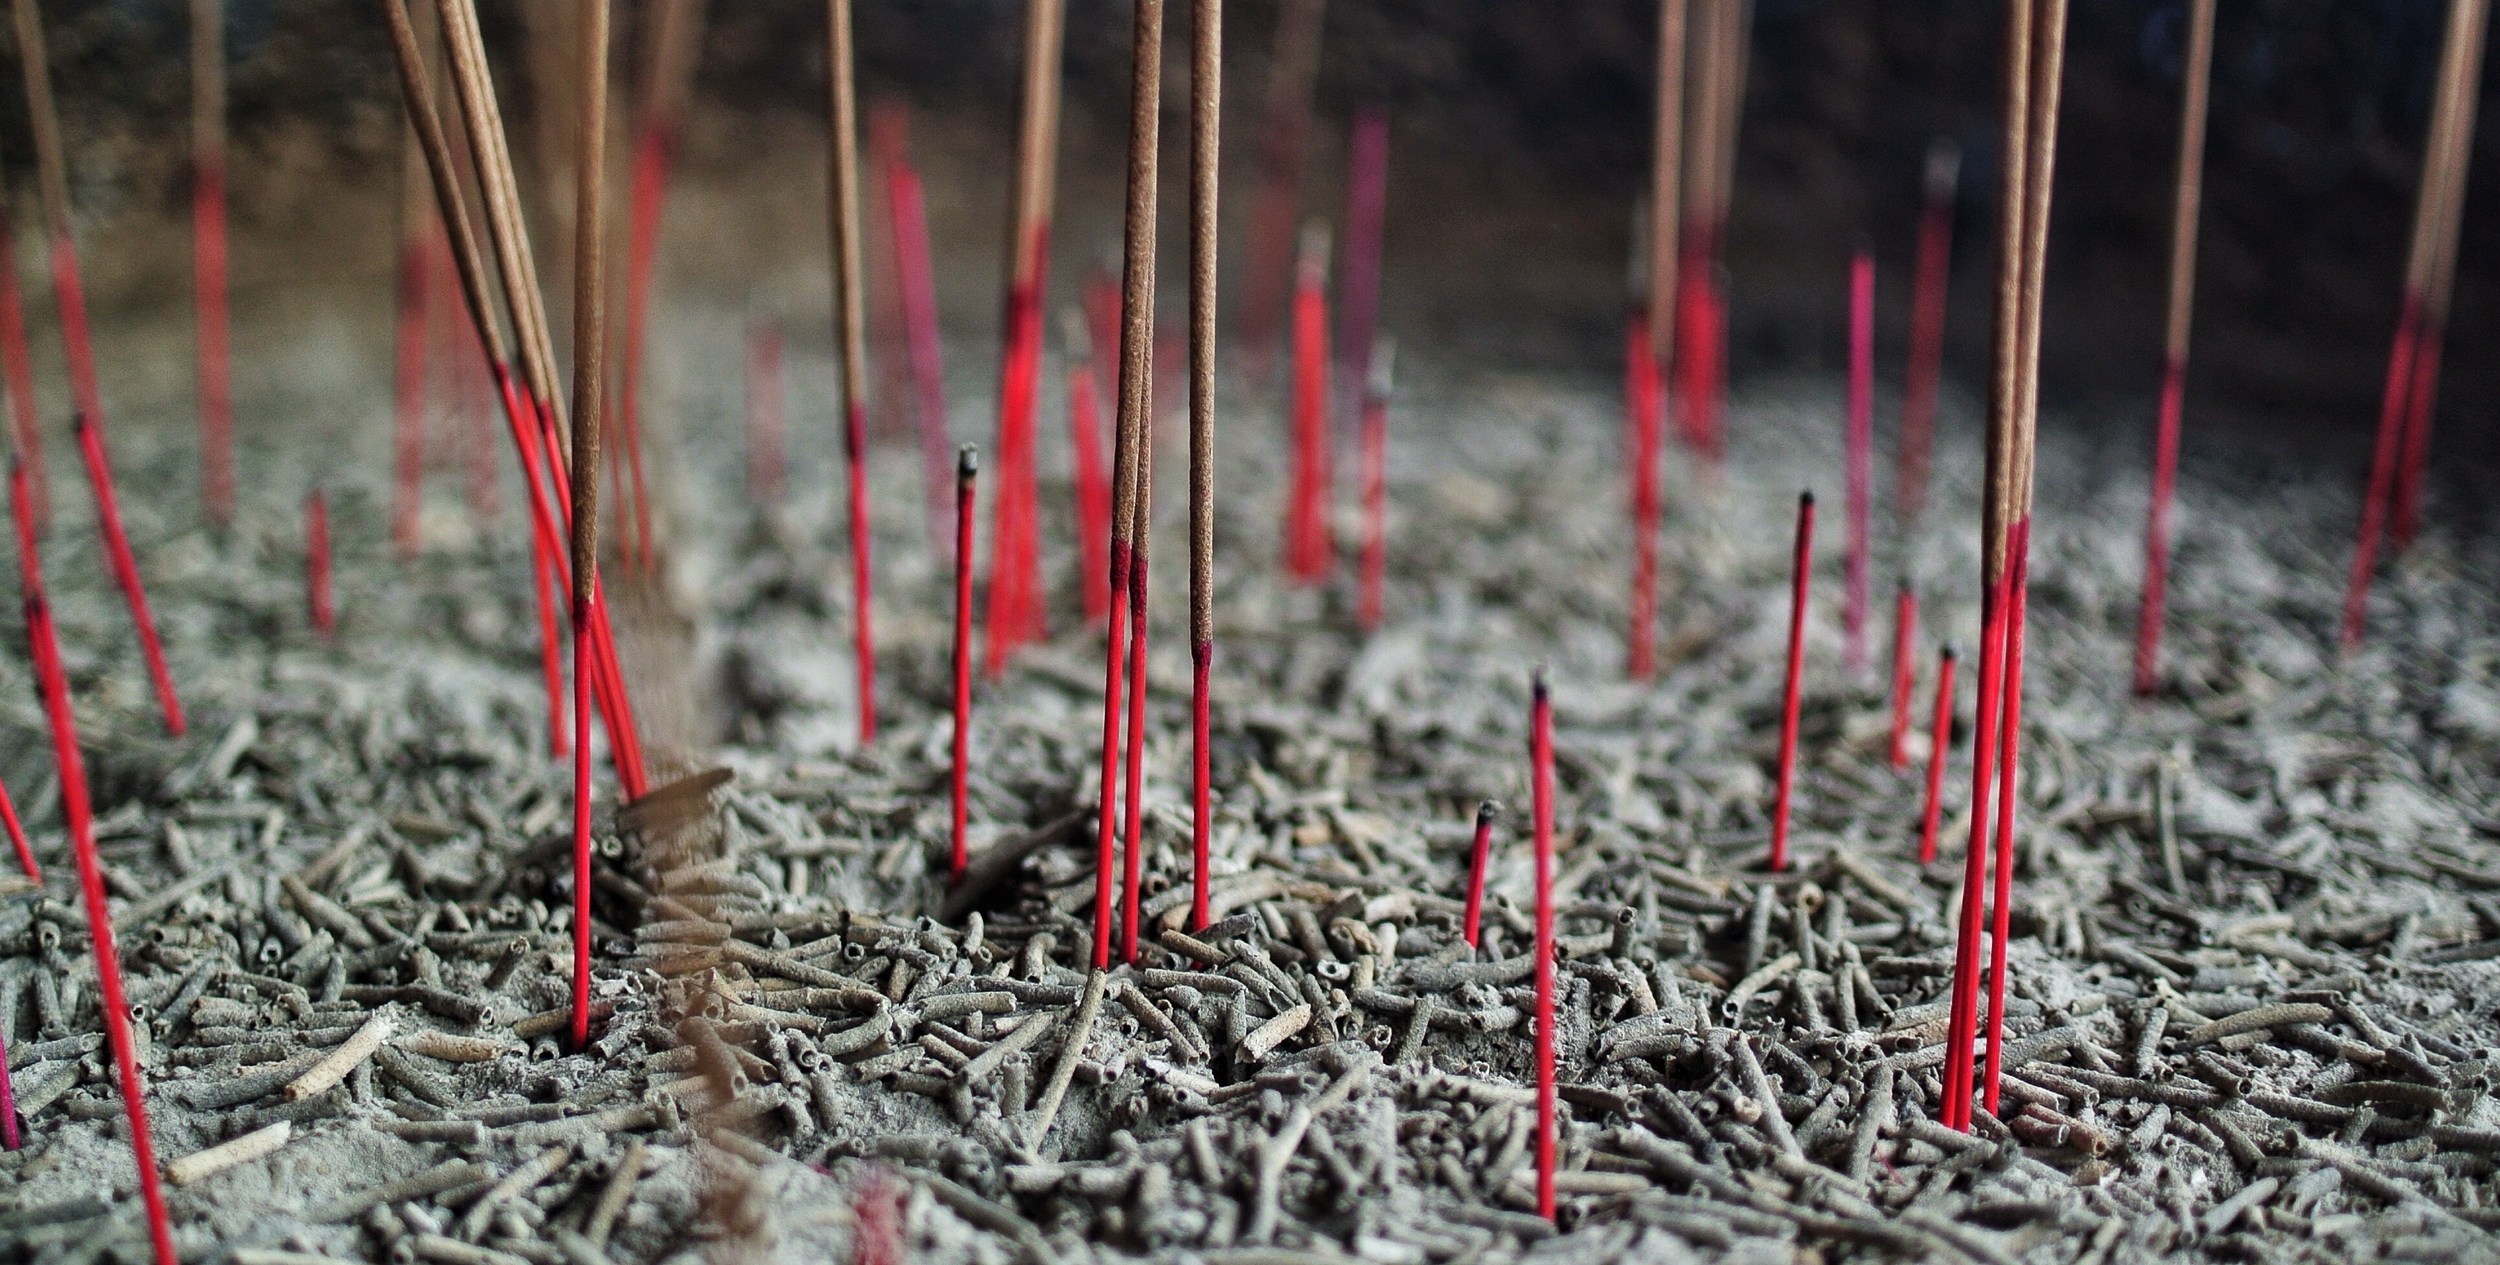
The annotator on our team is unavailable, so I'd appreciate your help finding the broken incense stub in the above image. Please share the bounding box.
[1462,799,1500,948]
[951,444,978,882]
[1529,670,1557,1222]
[1918,643,1958,865]
[1768,490,1813,873]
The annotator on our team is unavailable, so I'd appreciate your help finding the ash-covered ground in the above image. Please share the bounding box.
[5,346,2500,1265]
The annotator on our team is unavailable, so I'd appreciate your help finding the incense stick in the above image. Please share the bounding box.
[1358,340,1393,631]
[747,318,784,503]
[12,456,175,1265]
[18,0,186,737]
[1886,582,1919,768]
[1462,799,1499,948]
[1896,141,1958,532]
[308,489,334,637]
[531,519,567,760]
[393,122,430,558]
[0,184,42,532]
[828,0,877,744]
[1237,0,1327,376]
[1285,222,1333,582]
[2391,0,2488,550]
[615,0,703,571]
[1337,107,1389,431]
[1845,251,1873,676]
[1118,396,1155,964]
[886,147,952,549]
[193,0,233,529]
[1189,0,1222,933]
[1093,0,1167,970]
[1768,491,1812,873]
[953,444,978,882]
[1918,643,1957,864]
[984,0,1069,673]
[1066,309,1114,624]
[1529,669,1557,1221]
[1630,0,1688,676]
[568,0,614,1056]
[2129,0,2214,696]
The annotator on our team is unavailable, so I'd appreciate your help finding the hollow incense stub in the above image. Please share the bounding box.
[1066,309,1113,624]
[1918,643,1958,864]
[2131,0,2214,695]
[746,318,784,503]
[1358,339,1394,631]
[1897,140,1958,531]
[952,445,979,882]
[1845,252,1874,676]
[193,0,233,529]
[12,456,173,1264]
[1530,672,1557,1221]
[1462,799,1499,947]
[828,0,877,743]
[307,490,334,636]
[71,416,185,738]
[1768,491,1813,873]
[569,0,613,1056]
[1187,0,1222,933]
[1886,584,1920,768]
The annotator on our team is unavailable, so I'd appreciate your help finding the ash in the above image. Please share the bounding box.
[4,357,2499,1265]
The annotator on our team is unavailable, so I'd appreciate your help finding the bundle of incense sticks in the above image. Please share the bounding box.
[983,0,1068,676]
[307,489,334,636]
[1065,308,1114,623]
[1529,670,1558,1221]
[568,0,615,1054]
[1844,251,1873,676]
[1944,0,2067,1130]
[1357,339,1394,631]
[1768,491,1812,873]
[952,444,978,880]
[1632,0,1687,679]
[19,0,186,737]
[12,457,176,1264]
[2341,0,2486,649]
[192,0,233,529]
[883,128,953,551]
[1092,0,1166,970]
[746,318,784,503]
[2129,0,2215,695]
[1186,0,1222,932]
[827,0,878,744]
[1283,222,1334,583]
[1234,0,1326,377]
[383,0,647,798]
[1335,107,1388,430]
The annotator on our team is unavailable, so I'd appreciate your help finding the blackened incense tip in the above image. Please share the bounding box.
[1940,642,1957,662]
[1798,490,1814,509]
[1476,798,1502,824]
[958,443,979,478]
[69,411,86,436]
[1531,665,1549,700]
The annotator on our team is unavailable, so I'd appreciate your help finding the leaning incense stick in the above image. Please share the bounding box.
[2130,0,2214,696]
[2391,0,2488,549]
[1845,251,1873,676]
[1461,799,1499,948]
[1529,670,1557,1222]
[1917,643,1957,864]
[193,0,233,529]
[568,0,614,1055]
[1358,340,1393,631]
[828,0,877,744]
[1768,491,1813,873]
[1188,0,1222,933]
[615,0,703,571]
[952,445,978,882]
[18,0,186,738]
[307,489,334,636]
[985,0,1069,673]
[11,456,174,1265]
[1092,0,1167,970]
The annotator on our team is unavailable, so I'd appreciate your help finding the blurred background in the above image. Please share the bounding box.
[2,0,2493,498]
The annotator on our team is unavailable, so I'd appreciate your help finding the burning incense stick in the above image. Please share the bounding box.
[308,489,334,637]
[1918,643,1957,863]
[1285,222,1333,582]
[1093,0,1166,969]
[827,0,877,743]
[1358,340,1393,631]
[1237,0,1327,376]
[2129,0,2214,696]
[1188,0,1222,933]
[2342,0,2484,651]
[1845,251,1873,676]
[1769,491,1813,873]
[747,318,784,503]
[1462,799,1499,948]
[1897,141,1958,532]
[193,0,233,529]
[18,0,186,737]
[886,149,952,548]
[1529,669,1557,1221]
[985,0,1069,673]
[1886,583,1919,767]
[11,456,175,1265]
[2392,0,2487,550]
[615,0,703,572]
[569,0,614,1055]
[1066,309,1114,623]
[953,444,978,882]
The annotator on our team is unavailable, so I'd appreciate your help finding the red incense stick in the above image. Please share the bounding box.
[1944,567,2010,1129]
[1980,519,2034,1111]
[1896,142,1958,530]
[1336,106,1389,428]
[307,489,334,636]
[1461,798,1498,947]
[0,200,43,530]
[1886,583,1919,768]
[746,318,784,503]
[459,304,498,521]
[71,416,185,736]
[1118,404,1157,962]
[1627,303,1663,678]
[1670,250,1724,458]
[12,455,174,1265]
[1845,252,1873,676]
[1768,491,1813,873]
[530,517,567,759]
[1185,0,1220,934]
[1530,670,1557,1222]
[828,0,877,744]
[1091,534,1133,967]
[2131,0,2213,695]
[2392,324,2446,549]
[952,445,978,881]
[1066,311,1113,624]
[1917,643,1957,863]
[568,0,615,1056]
[1284,224,1333,582]
[986,0,1068,673]
[193,0,233,530]
[887,154,953,550]
[2339,299,2420,652]
[1357,340,1392,631]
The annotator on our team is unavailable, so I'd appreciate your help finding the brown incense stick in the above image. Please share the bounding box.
[1188,0,1222,931]
[2392,0,2488,545]
[439,0,566,443]
[1647,0,1687,367]
[829,0,876,745]
[567,0,612,1056]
